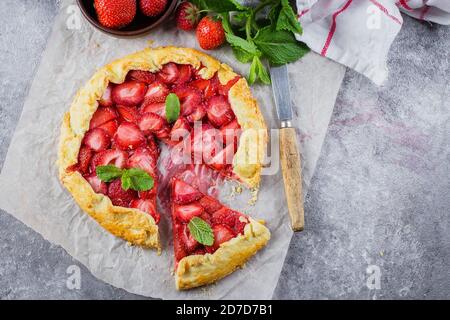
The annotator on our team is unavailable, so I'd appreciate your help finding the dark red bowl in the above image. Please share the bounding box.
[77,0,179,38]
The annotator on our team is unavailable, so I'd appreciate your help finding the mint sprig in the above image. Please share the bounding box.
[188,217,214,246]
[96,165,123,182]
[192,0,309,85]
[96,166,154,192]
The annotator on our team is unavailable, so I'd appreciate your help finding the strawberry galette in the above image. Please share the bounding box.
[58,47,269,289]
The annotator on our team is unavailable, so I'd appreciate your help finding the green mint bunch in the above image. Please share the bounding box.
[191,0,309,85]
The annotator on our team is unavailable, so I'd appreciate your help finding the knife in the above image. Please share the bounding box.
[270,64,305,231]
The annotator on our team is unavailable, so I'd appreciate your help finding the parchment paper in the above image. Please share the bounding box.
[0,0,345,299]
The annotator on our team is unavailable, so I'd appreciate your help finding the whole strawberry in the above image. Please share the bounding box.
[94,0,136,29]
[196,16,225,50]
[139,0,168,17]
[175,1,200,31]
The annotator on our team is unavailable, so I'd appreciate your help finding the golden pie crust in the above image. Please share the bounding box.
[57,47,269,274]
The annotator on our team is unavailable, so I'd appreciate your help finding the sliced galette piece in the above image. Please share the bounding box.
[171,178,270,290]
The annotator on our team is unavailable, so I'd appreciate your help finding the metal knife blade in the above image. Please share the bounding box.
[270,64,293,124]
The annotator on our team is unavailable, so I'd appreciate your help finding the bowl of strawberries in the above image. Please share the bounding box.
[77,0,179,37]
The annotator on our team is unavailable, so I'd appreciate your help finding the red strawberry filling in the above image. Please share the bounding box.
[143,81,169,104]
[171,178,250,263]
[70,63,243,228]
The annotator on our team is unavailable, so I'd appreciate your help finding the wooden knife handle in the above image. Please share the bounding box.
[279,127,305,231]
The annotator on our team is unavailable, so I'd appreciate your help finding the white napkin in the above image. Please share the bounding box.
[295,0,450,85]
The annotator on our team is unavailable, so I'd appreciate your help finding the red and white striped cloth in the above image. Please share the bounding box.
[296,0,450,85]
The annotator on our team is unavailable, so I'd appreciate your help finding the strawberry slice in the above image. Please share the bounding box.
[127,146,158,176]
[84,173,107,195]
[190,78,209,91]
[77,146,93,174]
[154,125,171,140]
[91,149,128,170]
[114,122,145,150]
[107,179,137,207]
[206,76,220,98]
[170,117,191,142]
[207,143,236,170]
[191,123,223,163]
[172,178,202,204]
[178,224,199,253]
[218,76,240,96]
[174,203,203,222]
[98,120,119,137]
[82,128,111,152]
[138,112,166,134]
[206,95,235,127]
[173,85,201,116]
[212,207,248,234]
[117,105,139,123]
[220,119,241,148]
[157,63,179,84]
[198,195,222,214]
[143,81,169,104]
[186,104,206,123]
[191,75,219,99]
[141,101,166,118]
[176,64,193,84]
[173,224,188,262]
[208,224,235,251]
[112,81,147,106]
[130,199,160,224]
[146,134,160,155]
[99,84,114,108]
[126,70,155,84]
[138,182,157,198]
[89,107,118,129]
[191,248,207,256]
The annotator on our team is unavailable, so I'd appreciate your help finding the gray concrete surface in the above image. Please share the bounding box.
[0,0,449,299]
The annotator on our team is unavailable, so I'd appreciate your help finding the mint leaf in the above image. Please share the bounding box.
[190,0,207,10]
[200,0,247,12]
[96,165,123,182]
[268,1,281,25]
[276,0,303,34]
[254,27,309,65]
[248,56,271,85]
[233,11,251,24]
[248,56,258,85]
[221,13,234,34]
[226,33,261,64]
[121,170,132,190]
[256,58,271,85]
[188,217,214,246]
[165,93,180,123]
[233,47,255,63]
[121,168,154,192]
[226,33,259,55]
